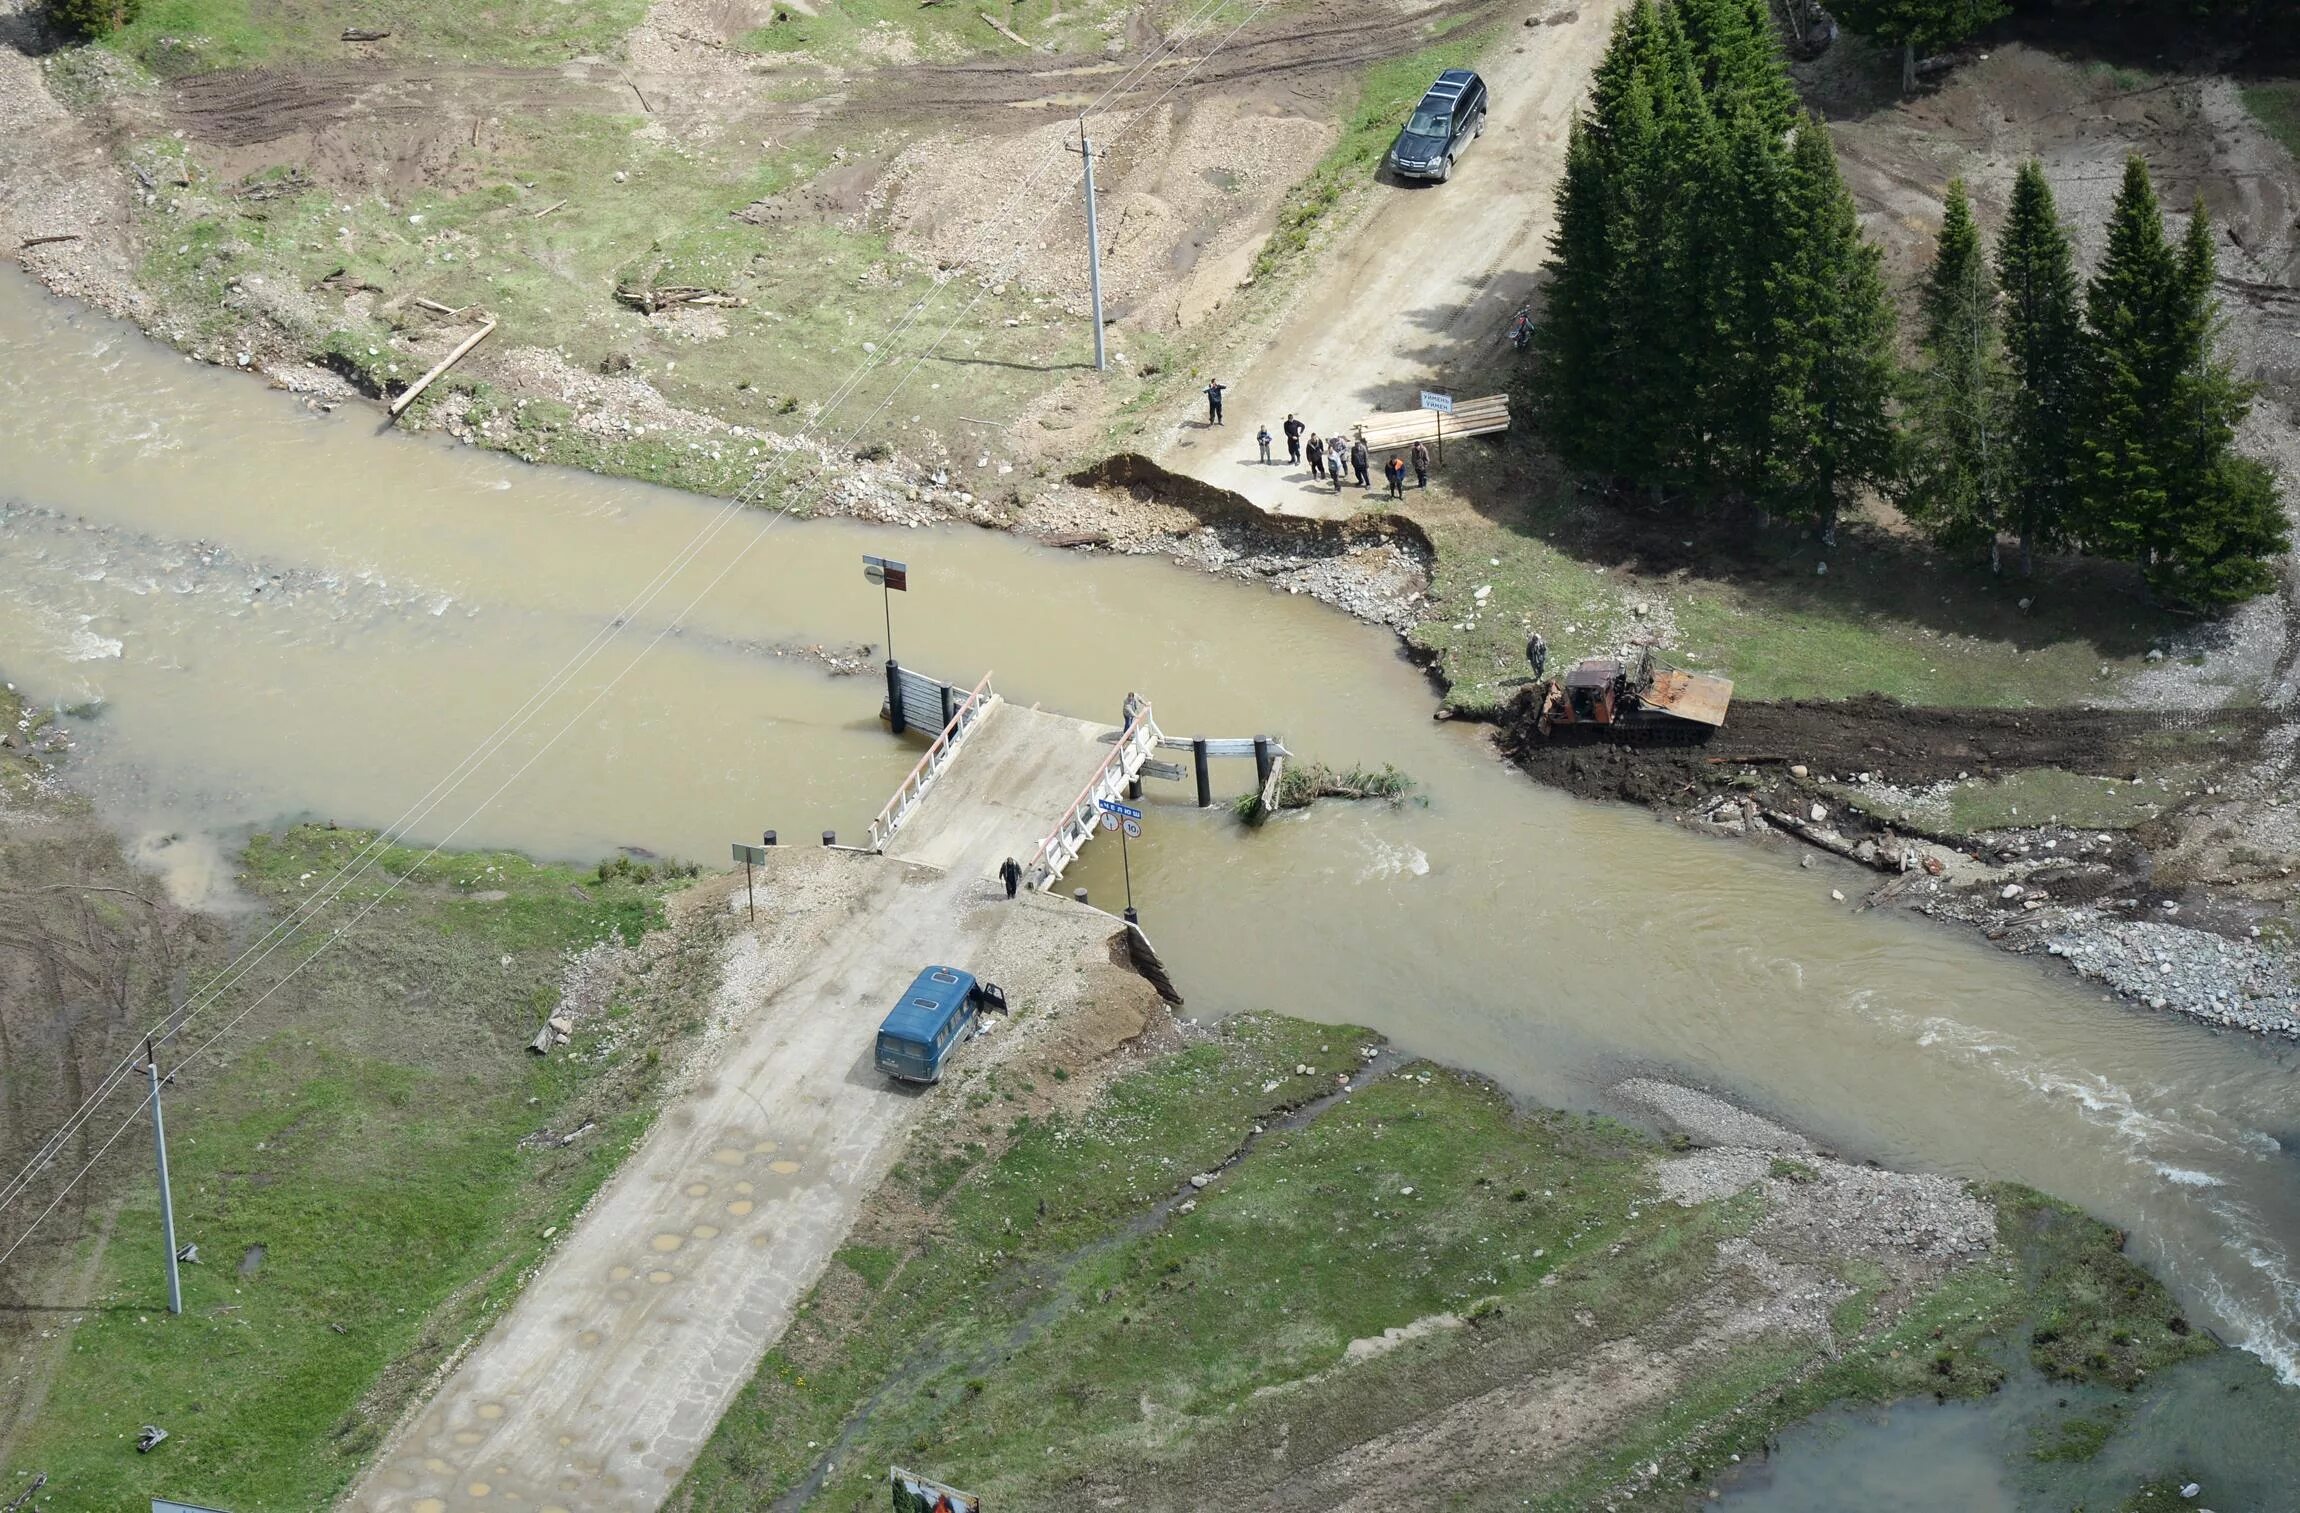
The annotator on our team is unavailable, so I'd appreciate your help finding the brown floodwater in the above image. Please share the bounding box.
[2,271,2296,1391]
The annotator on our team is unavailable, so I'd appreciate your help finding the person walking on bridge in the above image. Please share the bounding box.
[1350,435,1371,490]
[1283,413,1304,465]
[1204,380,1226,426]
[1411,438,1430,489]
[1384,453,1407,499]
[999,856,1023,898]
[1304,431,1324,481]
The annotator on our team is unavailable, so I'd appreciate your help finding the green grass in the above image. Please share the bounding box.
[1991,1185,2215,1391]
[2241,81,2300,162]
[681,1021,1773,1508]
[734,0,1131,64]
[0,826,721,1509]
[1252,23,1497,278]
[1403,463,2187,716]
[99,0,649,73]
[132,100,1085,479]
[1826,766,2196,835]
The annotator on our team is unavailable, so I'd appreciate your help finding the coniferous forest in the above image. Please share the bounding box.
[1530,0,2288,609]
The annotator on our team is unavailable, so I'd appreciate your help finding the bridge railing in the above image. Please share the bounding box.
[869,670,997,853]
[1023,702,1161,891]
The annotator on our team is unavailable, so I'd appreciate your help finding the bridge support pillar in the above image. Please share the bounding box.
[1253,736,1273,792]
[1193,738,1211,808]
[885,659,907,737]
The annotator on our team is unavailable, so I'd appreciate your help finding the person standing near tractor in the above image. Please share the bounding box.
[1350,435,1371,490]
[1283,413,1304,464]
[1384,453,1408,499]
[1204,380,1226,425]
[1327,444,1345,491]
[1411,438,1431,489]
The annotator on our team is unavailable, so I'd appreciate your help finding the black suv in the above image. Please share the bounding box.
[1387,68,1488,183]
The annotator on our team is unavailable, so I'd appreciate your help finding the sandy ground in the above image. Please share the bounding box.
[1151,0,1625,518]
[348,701,1129,1512]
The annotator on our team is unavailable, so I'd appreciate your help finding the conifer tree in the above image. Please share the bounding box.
[1708,104,1799,508]
[1994,160,2079,575]
[1531,117,1621,477]
[2151,200,2288,606]
[1906,179,2013,560]
[1674,0,1797,131]
[2072,160,2287,606]
[1826,0,2006,92]
[2070,156,2183,580]
[47,0,141,37]
[1772,117,1901,538]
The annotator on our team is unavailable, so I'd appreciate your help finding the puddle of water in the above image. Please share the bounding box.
[3,269,2299,1385]
[1717,1350,2299,1510]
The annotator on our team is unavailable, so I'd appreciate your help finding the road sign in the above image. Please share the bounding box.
[1122,818,1141,838]
[1101,812,1118,830]
[1420,390,1453,414]
[731,842,769,866]
[1097,798,1143,820]
[862,554,909,591]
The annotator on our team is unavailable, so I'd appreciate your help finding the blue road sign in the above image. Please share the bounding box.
[1097,798,1143,821]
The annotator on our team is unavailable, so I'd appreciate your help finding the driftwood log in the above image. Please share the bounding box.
[341,27,390,41]
[612,283,749,313]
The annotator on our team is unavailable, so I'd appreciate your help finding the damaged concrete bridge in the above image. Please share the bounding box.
[350,672,1270,1513]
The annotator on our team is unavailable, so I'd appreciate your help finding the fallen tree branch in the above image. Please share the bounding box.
[19,233,81,249]
[529,198,567,218]
[980,10,1030,45]
[1758,807,1895,871]
[612,283,749,313]
[341,27,390,41]
[388,316,496,420]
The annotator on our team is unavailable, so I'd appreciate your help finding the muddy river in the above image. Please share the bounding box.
[3,271,2296,1393]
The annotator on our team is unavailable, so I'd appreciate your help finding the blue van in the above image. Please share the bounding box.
[875,966,1006,1083]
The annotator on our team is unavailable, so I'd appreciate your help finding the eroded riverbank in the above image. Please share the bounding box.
[3,265,2299,1402]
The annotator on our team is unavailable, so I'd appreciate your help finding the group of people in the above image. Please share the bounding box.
[1205,384,1434,500]
[1265,410,1431,499]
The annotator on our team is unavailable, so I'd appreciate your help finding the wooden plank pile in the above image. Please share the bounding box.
[1352,392,1510,448]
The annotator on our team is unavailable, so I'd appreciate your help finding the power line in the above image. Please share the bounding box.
[0,0,1279,1270]
[0,0,1250,1228]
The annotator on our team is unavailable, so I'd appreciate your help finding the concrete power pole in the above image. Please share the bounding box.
[1068,115,1107,372]
[143,1038,182,1316]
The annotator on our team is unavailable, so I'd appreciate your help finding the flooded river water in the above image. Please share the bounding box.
[3,271,2297,1393]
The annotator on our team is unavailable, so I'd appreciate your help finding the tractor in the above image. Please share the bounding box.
[1530,643,1732,739]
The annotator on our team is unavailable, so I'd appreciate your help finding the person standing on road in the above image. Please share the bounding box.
[999,856,1023,898]
[1305,431,1325,480]
[1327,443,1345,491]
[1257,424,1273,463]
[1283,413,1304,465]
[1350,435,1371,489]
[1384,453,1407,499]
[1204,380,1226,426]
[1411,438,1431,489]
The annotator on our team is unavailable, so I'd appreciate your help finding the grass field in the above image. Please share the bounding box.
[2241,81,2300,162]
[1399,440,2190,716]
[98,0,650,72]
[0,827,722,1509]
[673,1011,2273,1510]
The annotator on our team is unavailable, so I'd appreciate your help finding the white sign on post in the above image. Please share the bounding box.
[1420,390,1454,414]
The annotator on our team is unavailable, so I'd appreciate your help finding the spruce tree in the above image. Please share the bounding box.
[1994,160,2079,575]
[1674,0,1798,131]
[2070,156,2182,582]
[1907,178,2013,560]
[2151,201,2288,606]
[1826,0,2006,92]
[47,0,141,36]
[1531,117,1620,477]
[1772,117,1901,538]
[1709,104,1799,509]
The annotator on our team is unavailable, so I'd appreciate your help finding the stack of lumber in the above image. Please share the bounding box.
[1352,392,1510,448]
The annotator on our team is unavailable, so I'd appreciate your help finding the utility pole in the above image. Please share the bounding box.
[142,1037,182,1316]
[1067,115,1107,372]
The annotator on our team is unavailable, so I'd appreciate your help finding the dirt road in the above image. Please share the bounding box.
[1152,1,1625,518]
[349,700,1132,1512]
